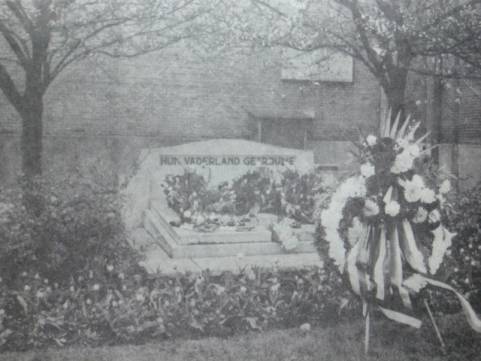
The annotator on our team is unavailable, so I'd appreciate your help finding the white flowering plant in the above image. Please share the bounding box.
[321,113,481,332]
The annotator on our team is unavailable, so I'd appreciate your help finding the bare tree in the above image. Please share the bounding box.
[0,0,219,178]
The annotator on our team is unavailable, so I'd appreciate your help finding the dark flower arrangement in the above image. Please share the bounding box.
[162,167,330,231]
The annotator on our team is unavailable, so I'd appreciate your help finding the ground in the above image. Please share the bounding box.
[1,314,479,361]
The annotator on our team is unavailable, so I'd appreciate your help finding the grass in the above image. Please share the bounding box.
[1,314,479,361]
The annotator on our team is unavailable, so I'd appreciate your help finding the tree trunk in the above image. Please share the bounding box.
[384,72,408,122]
[19,93,44,215]
[431,75,443,167]
[20,101,43,178]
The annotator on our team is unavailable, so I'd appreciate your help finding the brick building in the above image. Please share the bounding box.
[0,42,479,186]
[0,44,383,183]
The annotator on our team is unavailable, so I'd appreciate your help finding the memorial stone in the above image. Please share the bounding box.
[122,139,320,268]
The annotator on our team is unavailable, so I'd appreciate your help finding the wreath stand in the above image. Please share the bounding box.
[363,300,446,355]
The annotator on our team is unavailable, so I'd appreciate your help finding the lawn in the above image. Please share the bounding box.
[1,314,479,361]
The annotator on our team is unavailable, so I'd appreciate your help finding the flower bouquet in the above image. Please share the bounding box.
[321,113,481,353]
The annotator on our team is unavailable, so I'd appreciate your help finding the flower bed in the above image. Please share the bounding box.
[0,266,349,351]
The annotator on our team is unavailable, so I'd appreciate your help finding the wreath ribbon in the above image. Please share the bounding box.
[345,219,481,332]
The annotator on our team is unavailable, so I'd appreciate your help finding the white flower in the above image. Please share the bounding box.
[118,272,125,280]
[391,151,414,174]
[439,179,451,194]
[360,163,375,178]
[366,134,377,146]
[86,298,92,305]
[106,264,114,272]
[363,198,380,217]
[21,271,27,277]
[400,175,425,203]
[321,176,367,272]
[300,323,311,332]
[92,284,100,291]
[240,286,247,294]
[428,209,441,224]
[407,144,421,158]
[273,220,299,251]
[396,138,409,150]
[24,285,31,292]
[183,210,192,218]
[385,201,400,217]
[69,286,75,292]
[135,293,145,302]
[413,207,428,224]
[420,188,436,204]
[403,274,428,294]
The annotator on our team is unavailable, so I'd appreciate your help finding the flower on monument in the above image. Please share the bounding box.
[366,134,377,146]
[439,179,451,194]
[420,188,436,204]
[385,201,400,217]
[413,207,428,224]
[363,198,380,217]
[360,163,375,178]
[391,151,414,174]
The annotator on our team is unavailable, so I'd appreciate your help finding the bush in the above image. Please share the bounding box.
[0,265,351,351]
[443,182,481,308]
[0,172,141,287]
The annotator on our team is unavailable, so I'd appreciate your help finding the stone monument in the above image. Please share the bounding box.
[123,139,331,273]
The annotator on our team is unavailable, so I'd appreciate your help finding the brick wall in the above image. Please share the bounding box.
[0,44,382,183]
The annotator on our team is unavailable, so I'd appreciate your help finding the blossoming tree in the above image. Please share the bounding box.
[240,0,479,120]
[0,0,221,179]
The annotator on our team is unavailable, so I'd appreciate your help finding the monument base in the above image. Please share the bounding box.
[139,246,323,274]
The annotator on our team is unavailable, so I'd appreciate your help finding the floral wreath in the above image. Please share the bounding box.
[321,113,481,331]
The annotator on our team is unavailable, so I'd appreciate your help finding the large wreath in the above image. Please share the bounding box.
[321,113,481,331]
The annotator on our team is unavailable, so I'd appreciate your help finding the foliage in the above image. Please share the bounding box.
[443,182,481,304]
[0,173,141,287]
[0,265,351,351]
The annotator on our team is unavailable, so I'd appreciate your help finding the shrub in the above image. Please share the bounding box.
[0,172,141,287]
[443,182,481,309]
[0,265,350,351]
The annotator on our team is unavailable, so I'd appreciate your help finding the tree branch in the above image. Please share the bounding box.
[0,62,23,111]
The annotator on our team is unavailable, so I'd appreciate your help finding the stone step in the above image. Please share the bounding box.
[140,247,323,274]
